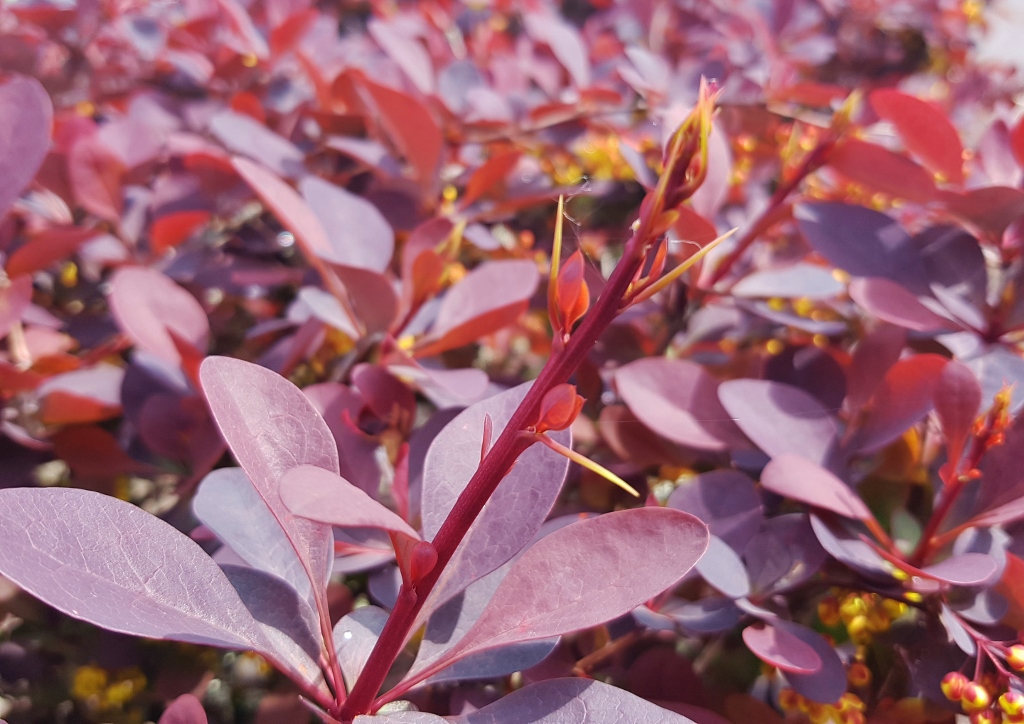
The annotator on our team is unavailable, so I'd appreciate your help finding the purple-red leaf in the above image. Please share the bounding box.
[414,508,708,679]
[210,111,302,178]
[108,267,209,368]
[795,202,926,291]
[417,382,570,622]
[761,454,872,521]
[367,18,435,95]
[742,623,822,674]
[848,277,959,333]
[281,465,419,541]
[718,379,837,465]
[667,470,763,550]
[158,694,208,724]
[414,260,539,358]
[199,357,338,617]
[440,678,698,723]
[616,358,743,451]
[0,76,53,220]
[828,138,936,203]
[774,620,848,703]
[0,488,265,649]
[299,176,394,273]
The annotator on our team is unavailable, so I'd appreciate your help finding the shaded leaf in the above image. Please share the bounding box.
[718,379,837,465]
[695,536,750,599]
[334,605,389,693]
[795,202,927,292]
[158,694,208,724]
[742,623,822,674]
[210,111,302,178]
[666,470,763,550]
[775,621,847,704]
[760,454,871,521]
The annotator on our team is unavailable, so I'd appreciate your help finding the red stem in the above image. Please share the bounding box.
[337,226,653,720]
[706,141,832,287]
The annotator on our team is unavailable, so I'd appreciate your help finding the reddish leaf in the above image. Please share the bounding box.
[845,323,906,412]
[828,138,936,203]
[414,260,538,358]
[6,227,98,278]
[534,383,585,433]
[552,250,590,334]
[461,149,521,208]
[848,277,960,333]
[934,360,982,469]
[870,89,964,184]
[231,157,333,261]
[742,623,822,674]
[150,211,211,255]
[0,75,53,220]
[405,508,708,683]
[760,454,872,521]
[269,8,318,57]
[159,694,208,724]
[1011,118,1024,171]
[852,354,949,454]
[212,0,269,60]
[38,364,124,425]
[68,134,125,221]
[51,425,148,483]
[356,74,443,190]
[367,18,435,95]
[108,267,209,368]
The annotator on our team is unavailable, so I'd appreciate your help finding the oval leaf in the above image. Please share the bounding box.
[0,76,53,220]
[616,358,742,451]
[761,454,871,521]
[0,488,265,650]
[718,379,837,465]
[299,176,394,273]
[199,357,338,609]
[108,266,210,367]
[870,89,964,184]
[742,623,822,674]
[417,382,570,622]
[422,508,708,676]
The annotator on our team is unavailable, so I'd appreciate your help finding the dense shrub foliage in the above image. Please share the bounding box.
[2,0,1024,722]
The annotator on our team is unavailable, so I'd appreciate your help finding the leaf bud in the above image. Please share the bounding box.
[941,671,968,701]
[1008,644,1024,671]
[962,682,992,713]
[1000,689,1024,716]
[847,662,871,688]
[969,709,998,724]
[532,384,585,434]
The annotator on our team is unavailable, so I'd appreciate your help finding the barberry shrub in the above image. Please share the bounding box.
[2,0,1024,723]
